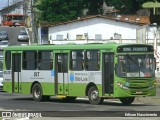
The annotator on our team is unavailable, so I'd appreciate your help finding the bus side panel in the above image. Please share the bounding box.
[69,83,86,97]
[3,82,12,93]
[68,71,102,97]
[68,83,102,97]
[21,82,32,94]
[21,70,55,95]
[41,83,54,95]
[3,70,12,93]
[21,82,54,95]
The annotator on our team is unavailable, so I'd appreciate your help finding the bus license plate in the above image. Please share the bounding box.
[136,91,142,94]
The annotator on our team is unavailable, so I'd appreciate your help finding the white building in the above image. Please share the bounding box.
[47,15,147,45]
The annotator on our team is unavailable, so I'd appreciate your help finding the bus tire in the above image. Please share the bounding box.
[32,83,44,102]
[119,97,135,105]
[88,86,103,105]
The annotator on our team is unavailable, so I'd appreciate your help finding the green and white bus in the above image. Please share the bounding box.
[3,43,156,105]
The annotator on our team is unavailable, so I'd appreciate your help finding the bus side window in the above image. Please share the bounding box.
[38,51,53,70]
[85,50,100,71]
[71,51,84,71]
[23,51,37,70]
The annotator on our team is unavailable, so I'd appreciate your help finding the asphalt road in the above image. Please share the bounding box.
[0,26,29,45]
[0,26,29,56]
[0,88,159,111]
[0,88,159,119]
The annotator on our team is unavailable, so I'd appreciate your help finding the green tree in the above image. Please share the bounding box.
[84,0,104,15]
[36,0,84,23]
[105,0,159,14]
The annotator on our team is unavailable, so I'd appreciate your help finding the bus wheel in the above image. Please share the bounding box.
[119,97,135,105]
[62,96,77,103]
[88,86,103,105]
[32,83,43,102]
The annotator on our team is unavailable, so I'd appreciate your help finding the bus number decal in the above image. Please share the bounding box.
[34,72,40,77]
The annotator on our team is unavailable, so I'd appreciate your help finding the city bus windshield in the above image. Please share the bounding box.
[116,54,155,77]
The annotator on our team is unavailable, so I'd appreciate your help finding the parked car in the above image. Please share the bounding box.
[17,30,29,41]
[0,30,8,41]
[0,40,9,50]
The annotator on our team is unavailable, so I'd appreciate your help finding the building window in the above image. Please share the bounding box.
[114,33,121,39]
[38,51,53,70]
[95,34,102,40]
[5,51,11,70]
[23,51,37,70]
[76,35,83,40]
[50,35,52,40]
[56,35,63,40]
[70,50,84,70]
[85,50,100,71]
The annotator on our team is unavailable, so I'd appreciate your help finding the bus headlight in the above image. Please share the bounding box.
[116,81,129,90]
[149,85,155,89]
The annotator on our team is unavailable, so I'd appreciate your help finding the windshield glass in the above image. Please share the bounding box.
[116,54,155,77]
[19,32,27,35]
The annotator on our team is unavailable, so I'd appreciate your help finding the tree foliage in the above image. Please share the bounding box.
[84,0,104,15]
[36,0,160,23]
[36,0,83,23]
[105,0,160,14]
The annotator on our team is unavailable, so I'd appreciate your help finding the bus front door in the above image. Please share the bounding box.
[102,53,114,96]
[12,53,21,93]
[55,53,69,95]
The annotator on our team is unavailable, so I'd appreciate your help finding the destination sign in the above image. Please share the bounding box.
[117,45,153,53]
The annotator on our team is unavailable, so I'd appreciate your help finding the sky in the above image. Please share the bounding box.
[0,0,8,10]
[0,0,21,10]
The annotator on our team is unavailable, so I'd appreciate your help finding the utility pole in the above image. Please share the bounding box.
[8,0,9,6]
[31,0,33,43]
[31,0,38,43]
